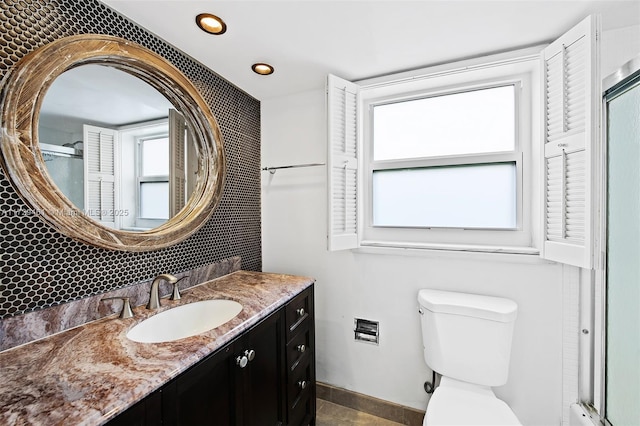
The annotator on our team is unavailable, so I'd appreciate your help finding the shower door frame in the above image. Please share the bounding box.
[589,55,640,425]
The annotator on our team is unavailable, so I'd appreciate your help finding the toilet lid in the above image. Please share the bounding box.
[424,385,521,426]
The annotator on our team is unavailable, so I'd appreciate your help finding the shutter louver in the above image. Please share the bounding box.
[545,155,563,241]
[542,15,598,268]
[327,74,359,251]
[84,125,119,228]
[565,150,586,242]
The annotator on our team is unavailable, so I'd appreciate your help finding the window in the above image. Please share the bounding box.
[328,51,541,251]
[117,111,188,231]
[370,85,519,230]
[137,135,170,221]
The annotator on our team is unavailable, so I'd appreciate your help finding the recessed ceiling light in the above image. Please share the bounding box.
[196,13,227,35]
[252,63,274,76]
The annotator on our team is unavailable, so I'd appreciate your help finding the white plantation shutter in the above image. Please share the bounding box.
[186,126,198,197]
[169,109,187,217]
[542,15,599,268]
[84,124,119,228]
[327,74,359,251]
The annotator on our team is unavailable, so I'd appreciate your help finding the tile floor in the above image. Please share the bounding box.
[316,399,404,426]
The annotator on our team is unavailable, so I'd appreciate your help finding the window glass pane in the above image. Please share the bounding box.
[140,181,169,219]
[373,85,515,160]
[141,137,169,176]
[372,163,516,228]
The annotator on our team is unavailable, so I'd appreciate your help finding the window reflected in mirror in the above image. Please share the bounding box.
[139,135,170,222]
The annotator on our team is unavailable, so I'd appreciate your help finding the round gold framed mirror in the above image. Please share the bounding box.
[0,34,225,251]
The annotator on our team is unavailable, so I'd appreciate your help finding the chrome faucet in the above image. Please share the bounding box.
[147,273,178,310]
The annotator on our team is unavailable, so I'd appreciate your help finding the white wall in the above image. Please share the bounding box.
[262,89,567,425]
[601,24,640,80]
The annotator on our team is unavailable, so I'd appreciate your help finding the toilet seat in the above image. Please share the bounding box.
[424,377,521,426]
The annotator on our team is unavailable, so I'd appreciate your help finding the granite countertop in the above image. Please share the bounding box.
[0,271,314,425]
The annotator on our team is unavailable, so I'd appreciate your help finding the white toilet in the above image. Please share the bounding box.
[417,289,522,426]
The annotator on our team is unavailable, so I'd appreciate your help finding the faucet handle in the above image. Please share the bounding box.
[101,297,134,319]
[169,276,189,301]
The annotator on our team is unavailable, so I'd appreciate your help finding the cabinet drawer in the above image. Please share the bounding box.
[286,290,311,340]
[288,358,313,409]
[288,393,314,426]
[286,325,311,372]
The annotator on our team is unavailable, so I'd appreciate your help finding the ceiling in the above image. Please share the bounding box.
[41,65,172,128]
[101,0,640,101]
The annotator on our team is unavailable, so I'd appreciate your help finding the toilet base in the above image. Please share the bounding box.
[424,377,521,426]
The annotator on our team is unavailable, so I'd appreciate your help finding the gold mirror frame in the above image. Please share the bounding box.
[0,34,225,251]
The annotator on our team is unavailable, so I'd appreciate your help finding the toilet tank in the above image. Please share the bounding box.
[418,289,518,387]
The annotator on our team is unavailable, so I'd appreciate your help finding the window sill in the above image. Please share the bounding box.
[356,240,550,264]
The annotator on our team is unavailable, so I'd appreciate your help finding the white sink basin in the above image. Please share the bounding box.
[126,300,243,343]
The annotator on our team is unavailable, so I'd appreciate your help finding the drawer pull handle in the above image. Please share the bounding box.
[296,308,305,317]
[236,355,248,368]
[296,344,306,353]
[244,349,256,361]
[297,380,308,390]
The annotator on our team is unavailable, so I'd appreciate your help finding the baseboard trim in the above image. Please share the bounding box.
[317,382,425,426]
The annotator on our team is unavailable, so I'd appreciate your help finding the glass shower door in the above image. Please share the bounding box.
[605,72,640,425]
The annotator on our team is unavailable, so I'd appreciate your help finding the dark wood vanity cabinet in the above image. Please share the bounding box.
[105,286,315,426]
[105,389,162,426]
[161,309,283,425]
[237,310,286,425]
[284,288,316,426]
[161,340,238,425]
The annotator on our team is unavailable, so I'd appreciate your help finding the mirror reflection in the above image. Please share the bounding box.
[38,64,198,231]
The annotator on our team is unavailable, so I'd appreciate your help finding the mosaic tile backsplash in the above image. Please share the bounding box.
[0,0,262,319]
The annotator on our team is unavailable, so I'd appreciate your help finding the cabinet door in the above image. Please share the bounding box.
[236,310,285,426]
[162,343,237,426]
[105,389,162,426]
